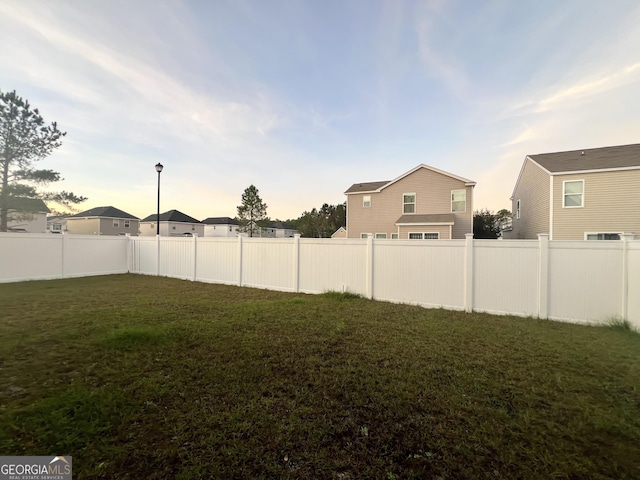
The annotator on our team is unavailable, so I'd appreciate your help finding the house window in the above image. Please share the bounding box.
[409,232,440,240]
[172,226,176,230]
[403,193,416,214]
[192,226,195,231]
[391,233,399,239]
[361,233,370,239]
[586,233,621,240]
[563,180,584,208]
[451,190,466,212]
[52,224,62,232]
[363,195,371,207]
[124,220,130,228]
[150,224,154,229]
[516,199,521,219]
[375,233,387,239]
[113,220,119,228]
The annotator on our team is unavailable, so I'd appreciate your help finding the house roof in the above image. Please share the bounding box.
[141,210,201,223]
[345,164,476,194]
[529,143,640,173]
[201,217,239,225]
[267,221,295,230]
[395,214,455,225]
[6,197,50,213]
[71,206,139,219]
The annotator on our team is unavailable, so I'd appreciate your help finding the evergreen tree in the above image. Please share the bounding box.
[0,89,86,231]
[237,185,268,237]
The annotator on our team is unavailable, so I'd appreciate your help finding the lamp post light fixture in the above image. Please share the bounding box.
[155,163,163,235]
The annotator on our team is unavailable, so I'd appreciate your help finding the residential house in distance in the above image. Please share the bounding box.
[140,210,204,236]
[46,215,67,234]
[268,221,298,238]
[201,217,241,237]
[65,206,140,236]
[344,164,476,239]
[4,197,50,233]
[505,144,640,240]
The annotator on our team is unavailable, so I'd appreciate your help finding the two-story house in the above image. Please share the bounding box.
[201,217,241,237]
[344,164,476,239]
[4,197,50,233]
[506,144,640,240]
[66,206,140,236]
[140,210,204,237]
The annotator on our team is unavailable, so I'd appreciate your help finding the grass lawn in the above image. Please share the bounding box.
[1,274,639,479]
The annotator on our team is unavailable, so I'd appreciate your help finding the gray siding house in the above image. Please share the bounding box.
[506,144,640,240]
[65,206,140,236]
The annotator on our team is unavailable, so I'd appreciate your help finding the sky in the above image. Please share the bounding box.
[2,0,640,221]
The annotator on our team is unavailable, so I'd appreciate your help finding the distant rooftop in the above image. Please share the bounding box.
[529,143,640,173]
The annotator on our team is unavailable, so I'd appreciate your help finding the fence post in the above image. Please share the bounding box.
[192,233,198,282]
[537,234,549,319]
[125,234,131,273]
[464,233,474,312]
[366,234,374,299]
[238,235,243,287]
[620,233,633,319]
[293,234,300,293]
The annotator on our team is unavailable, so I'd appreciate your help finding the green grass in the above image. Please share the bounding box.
[1,274,639,479]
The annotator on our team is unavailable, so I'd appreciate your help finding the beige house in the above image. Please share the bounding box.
[5,197,50,233]
[344,164,475,239]
[140,209,204,237]
[66,206,140,236]
[505,144,640,240]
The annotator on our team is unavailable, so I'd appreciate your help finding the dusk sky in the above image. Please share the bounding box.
[2,0,640,221]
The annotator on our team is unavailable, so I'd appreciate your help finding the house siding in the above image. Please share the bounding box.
[346,167,473,239]
[508,159,550,239]
[66,218,100,235]
[552,169,640,239]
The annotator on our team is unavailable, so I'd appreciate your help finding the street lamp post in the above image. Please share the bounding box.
[155,163,163,235]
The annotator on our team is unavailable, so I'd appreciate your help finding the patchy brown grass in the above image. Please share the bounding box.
[1,274,639,479]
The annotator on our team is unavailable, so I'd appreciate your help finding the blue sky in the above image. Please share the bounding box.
[2,0,640,221]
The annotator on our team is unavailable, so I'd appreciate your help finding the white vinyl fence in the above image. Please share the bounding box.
[2,233,639,328]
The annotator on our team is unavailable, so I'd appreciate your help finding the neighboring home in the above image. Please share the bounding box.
[140,210,204,237]
[331,226,347,238]
[4,197,50,233]
[65,206,140,236]
[268,221,298,238]
[344,164,476,239]
[46,215,67,234]
[201,217,241,237]
[505,144,640,240]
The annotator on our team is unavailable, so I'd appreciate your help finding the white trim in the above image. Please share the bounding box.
[550,165,640,176]
[562,179,584,208]
[408,232,440,240]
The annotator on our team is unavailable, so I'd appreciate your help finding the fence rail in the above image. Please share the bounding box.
[2,233,639,328]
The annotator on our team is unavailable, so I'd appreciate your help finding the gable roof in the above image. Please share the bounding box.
[345,164,475,194]
[6,197,50,213]
[529,143,640,173]
[141,210,201,223]
[71,206,138,219]
[201,216,239,225]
